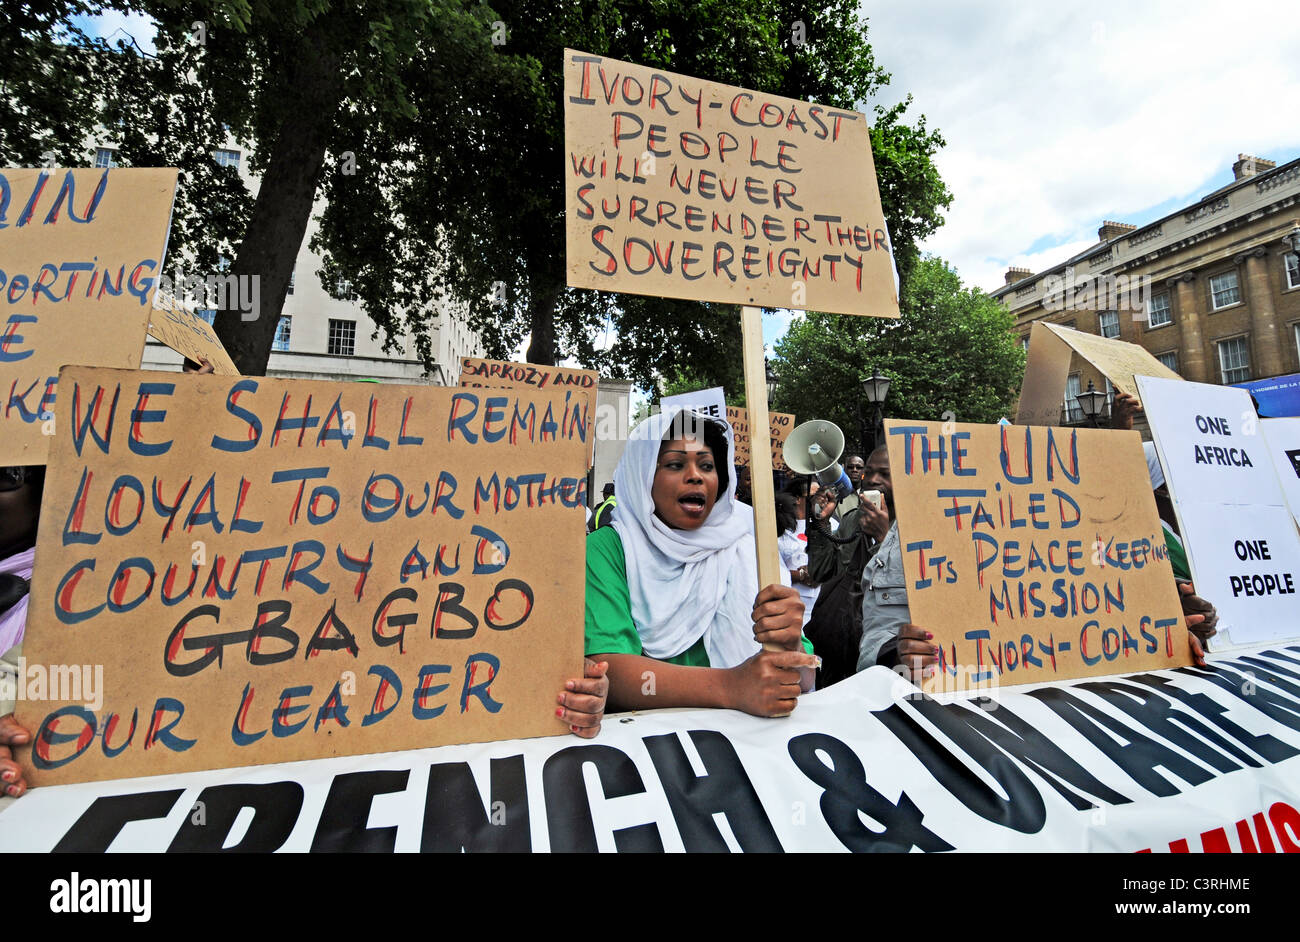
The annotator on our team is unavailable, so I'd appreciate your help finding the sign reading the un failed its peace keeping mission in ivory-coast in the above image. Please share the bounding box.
[563,50,899,318]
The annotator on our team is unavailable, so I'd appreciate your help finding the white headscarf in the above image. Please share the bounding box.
[611,408,761,668]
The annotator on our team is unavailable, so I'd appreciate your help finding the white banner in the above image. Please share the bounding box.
[661,387,727,424]
[1138,376,1300,646]
[4,645,1300,852]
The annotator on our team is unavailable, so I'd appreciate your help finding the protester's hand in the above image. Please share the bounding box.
[1187,631,1208,669]
[752,583,805,651]
[858,499,890,543]
[0,713,31,798]
[725,650,820,717]
[897,624,939,684]
[1177,581,1218,646]
[1111,391,1139,431]
[557,659,608,738]
[195,357,214,375]
[815,492,837,521]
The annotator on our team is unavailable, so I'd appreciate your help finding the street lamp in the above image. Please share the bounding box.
[860,368,891,453]
[1075,379,1108,428]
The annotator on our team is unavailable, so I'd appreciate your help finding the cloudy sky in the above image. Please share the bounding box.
[74,4,1300,361]
[861,0,1300,293]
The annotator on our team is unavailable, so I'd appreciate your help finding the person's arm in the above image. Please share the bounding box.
[591,649,818,717]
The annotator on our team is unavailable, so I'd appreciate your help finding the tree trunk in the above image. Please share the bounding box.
[525,276,562,365]
[214,24,341,376]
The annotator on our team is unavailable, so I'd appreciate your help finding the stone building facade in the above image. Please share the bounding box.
[994,154,1300,424]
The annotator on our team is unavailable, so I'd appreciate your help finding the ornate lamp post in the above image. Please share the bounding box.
[860,368,891,453]
[1075,379,1108,429]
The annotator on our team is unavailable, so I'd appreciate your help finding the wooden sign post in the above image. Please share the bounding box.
[741,306,781,590]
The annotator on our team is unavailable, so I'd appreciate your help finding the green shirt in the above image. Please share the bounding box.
[584,526,812,665]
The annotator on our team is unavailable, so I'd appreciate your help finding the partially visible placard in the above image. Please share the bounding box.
[886,418,1191,688]
[1261,418,1300,526]
[1138,376,1300,645]
[1016,321,1182,425]
[460,356,597,465]
[18,366,588,785]
[662,387,726,424]
[563,50,899,318]
[727,406,795,470]
[0,168,179,464]
[147,293,240,375]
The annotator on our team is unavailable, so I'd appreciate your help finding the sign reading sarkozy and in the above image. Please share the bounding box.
[18,367,589,785]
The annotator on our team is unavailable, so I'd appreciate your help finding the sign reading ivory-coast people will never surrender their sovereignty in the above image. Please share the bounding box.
[0,167,179,465]
[563,50,899,318]
[885,419,1191,688]
[17,366,589,785]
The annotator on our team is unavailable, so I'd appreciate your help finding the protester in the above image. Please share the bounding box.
[590,482,617,531]
[181,356,215,374]
[837,454,865,515]
[776,492,815,629]
[0,465,43,799]
[585,409,817,717]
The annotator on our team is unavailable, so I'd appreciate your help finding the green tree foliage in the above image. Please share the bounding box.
[771,256,1025,449]
[7,1,951,382]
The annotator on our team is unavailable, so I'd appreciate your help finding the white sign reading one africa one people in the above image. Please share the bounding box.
[1137,376,1300,645]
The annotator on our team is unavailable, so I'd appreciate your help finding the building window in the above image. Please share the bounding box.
[1021,334,1030,352]
[328,319,356,357]
[197,310,216,326]
[213,148,241,169]
[1217,336,1251,384]
[336,278,356,301]
[1156,351,1178,372]
[1098,310,1120,339]
[94,147,118,168]
[1064,372,1083,423]
[1147,292,1172,328]
[287,263,295,296]
[1286,252,1300,290]
[1210,271,1240,310]
[273,315,291,352]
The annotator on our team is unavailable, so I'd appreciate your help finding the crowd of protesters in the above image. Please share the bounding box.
[0,390,1219,803]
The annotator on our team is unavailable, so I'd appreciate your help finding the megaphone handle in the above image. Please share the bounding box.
[740,305,784,653]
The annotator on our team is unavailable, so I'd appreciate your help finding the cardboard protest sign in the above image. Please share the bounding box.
[17,366,589,785]
[727,406,795,470]
[1261,418,1300,526]
[563,50,899,318]
[146,294,239,375]
[1138,376,1300,645]
[0,168,178,464]
[460,356,597,465]
[1016,321,1182,425]
[9,647,1300,853]
[885,419,1191,688]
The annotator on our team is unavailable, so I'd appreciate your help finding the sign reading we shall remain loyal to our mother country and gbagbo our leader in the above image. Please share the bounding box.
[563,50,899,318]
[17,367,589,786]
